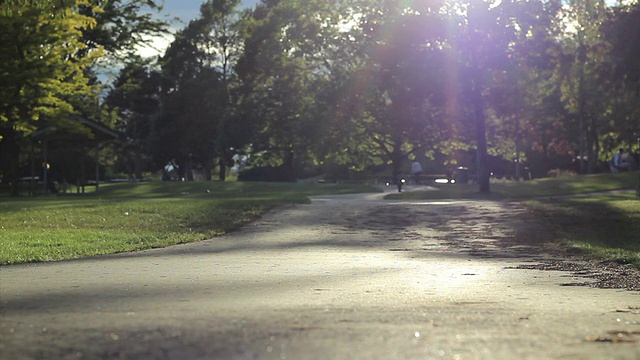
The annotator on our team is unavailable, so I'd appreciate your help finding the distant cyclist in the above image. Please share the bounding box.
[396,172,406,192]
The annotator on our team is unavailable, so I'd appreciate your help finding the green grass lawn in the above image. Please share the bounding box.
[387,171,639,200]
[389,171,640,268]
[0,181,377,265]
[524,194,640,268]
[2,173,638,268]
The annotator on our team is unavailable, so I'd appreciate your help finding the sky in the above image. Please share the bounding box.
[137,0,626,58]
[160,0,260,25]
[135,0,258,57]
[158,0,626,25]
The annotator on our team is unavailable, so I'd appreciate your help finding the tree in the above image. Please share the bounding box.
[87,0,637,185]
[153,1,243,181]
[0,0,102,194]
[314,0,450,182]
[105,56,161,178]
[554,0,612,173]
[601,2,640,158]
[77,0,168,58]
[485,0,564,179]
[199,0,244,180]
[444,0,521,192]
[236,0,353,179]
[441,0,574,190]
[155,18,226,180]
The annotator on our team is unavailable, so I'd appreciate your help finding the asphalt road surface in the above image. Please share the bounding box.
[1,187,639,359]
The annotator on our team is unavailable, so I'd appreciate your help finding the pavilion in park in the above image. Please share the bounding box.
[27,116,122,195]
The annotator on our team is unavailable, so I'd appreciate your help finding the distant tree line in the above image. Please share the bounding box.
[1,0,639,194]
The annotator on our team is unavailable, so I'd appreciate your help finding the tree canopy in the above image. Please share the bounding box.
[2,0,639,194]
[0,0,168,193]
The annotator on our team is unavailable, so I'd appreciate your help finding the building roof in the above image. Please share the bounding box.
[30,115,122,142]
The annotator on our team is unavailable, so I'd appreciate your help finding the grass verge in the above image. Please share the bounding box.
[0,181,377,265]
[388,172,640,268]
[523,194,640,268]
[3,173,638,268]
[386,172,639,200]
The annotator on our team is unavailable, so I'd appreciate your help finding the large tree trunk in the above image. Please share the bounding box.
[472,74,490,193]
[542,124,550,176]
[588,123,598,174]
[391,145,403,186]
[218,157,226,181]
[0,126,21,196]
[283,148,295,182]
[203,157,212,181]
[577,37,588,174]
[584,114,597,174]
[134,147,143,179]
[514,116,521,181]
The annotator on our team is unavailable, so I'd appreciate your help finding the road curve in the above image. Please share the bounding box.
[1,187,639,359]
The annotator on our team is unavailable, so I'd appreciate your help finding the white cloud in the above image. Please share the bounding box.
[135,31,176,59]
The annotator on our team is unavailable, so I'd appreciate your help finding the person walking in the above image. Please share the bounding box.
[610,148,630,173]
[411,160,423,185]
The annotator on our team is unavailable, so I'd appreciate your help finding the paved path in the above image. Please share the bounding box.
[1,187,639,359]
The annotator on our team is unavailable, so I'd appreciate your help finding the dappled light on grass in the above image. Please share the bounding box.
[385,173,639,268]
[387,172,638,201]
[0,182,377,265]
[525,194,640,267]
[92,181,377,200]
[490,172,638,198]
[0,199,267,264]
